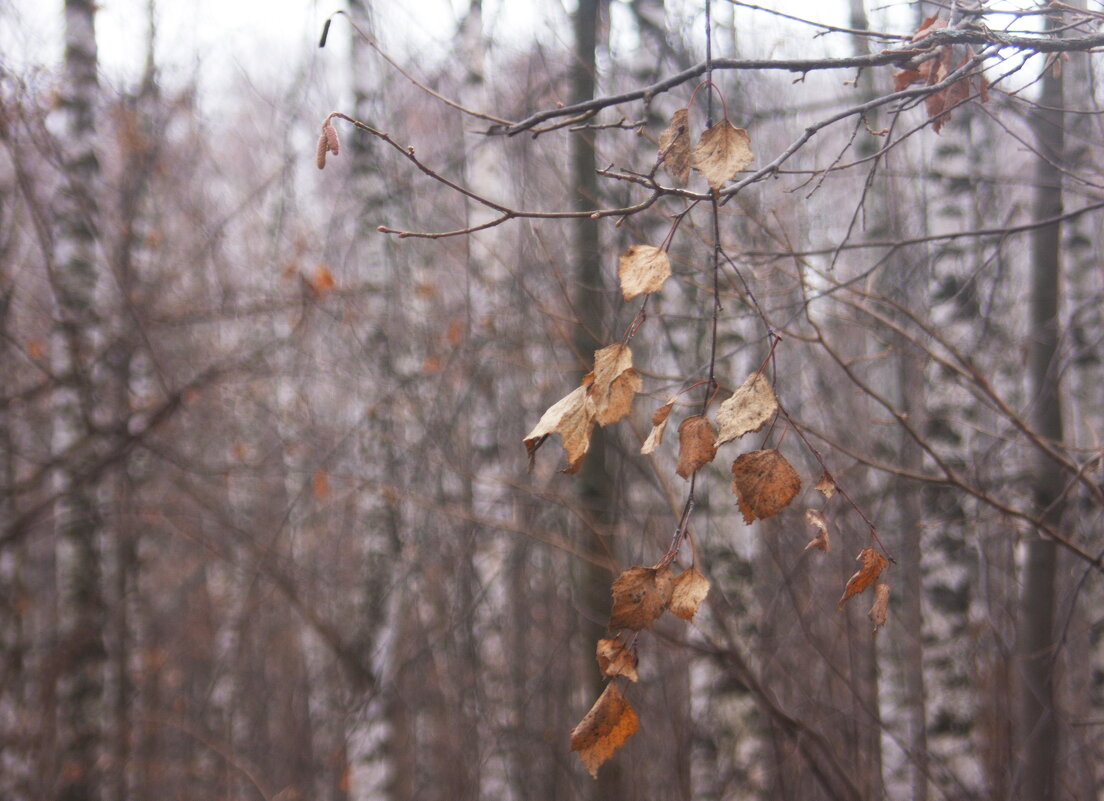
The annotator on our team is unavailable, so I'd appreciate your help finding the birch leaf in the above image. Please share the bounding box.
[570,683,640,779]
[658,107,691,185]
[692,120,753,190]
[676,415,717,479]
[715,372,777,447]
[815,472,837,499]
[804,509,830,552]
[838,547,889,610]
[869,583,890,632]
[586,344,642,426]
[731,449,801,524]
[523,385,595,474]
[596,638,639,682]
[618,245,671,301]
[641,400,674,455]
[668,567,710,620]
[609,565,674,631]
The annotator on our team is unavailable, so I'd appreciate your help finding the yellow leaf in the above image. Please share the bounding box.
[803,509,830,552]
[596,638,639,682]
[714,372,777,447]
[657,107,691,185]
[523,385,596,474]
[838,547,889,611]
[668,567,710,620]
[641,400,674,455]
[570,683,640,779]
[618,245,672,301]
[676,415,717,479]
[868,583,890,632]
[731,449,801,524]
[691,119,753,190]
[609,565,673,631]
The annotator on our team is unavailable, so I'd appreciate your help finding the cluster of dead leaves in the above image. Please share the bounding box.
[608,563,710,632]
[523,343,642,472]
[615,110,754,302]
[893,15,988,134]
[570,563,710,777]
[657,106,754,191]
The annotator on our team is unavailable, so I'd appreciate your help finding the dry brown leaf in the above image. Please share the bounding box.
[668,567,710,620]
[838,547,889,611]
[658,107,691,185]
[893,68,923,92]
[676,415,718,479]
[641,400,674,455]
[869,583,890,632]
[570,683,640,779]
[731,449,802,524]
[715,372,777,447]
[815,472,837,499]
[587,344,642,426]
[804,509,830,552]
[523,385,596,473]
[609,565,674,631]
[599,369,642,426]
[618,245,672,301]
[894,19,988,135]
[911,13,947,42]
[691,119,753,191]
[596,638,639,682]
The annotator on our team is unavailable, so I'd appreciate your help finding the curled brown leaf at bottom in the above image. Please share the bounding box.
[570,683,640,779]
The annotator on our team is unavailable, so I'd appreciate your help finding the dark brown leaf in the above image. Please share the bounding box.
[676,415,717,479]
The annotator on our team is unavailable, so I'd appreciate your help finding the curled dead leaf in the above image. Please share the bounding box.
[609,565,673,631]
[658,107,691,185]
[668,567,710,621]
[618,245,672,301]
[869,583,890,632]
[570,683,640,779]
[731,449,802,524]
[641,399,675,455]
[676,415,717,479]
[804,509,830,552]
[714,372,777,447]
[815,472,837,499]
[691,119,753,191]
[523,385,595,473]
[838,547,889,611]
[596,638,639,682]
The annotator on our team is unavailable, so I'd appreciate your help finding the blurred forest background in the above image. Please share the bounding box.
[2,0,1104,799]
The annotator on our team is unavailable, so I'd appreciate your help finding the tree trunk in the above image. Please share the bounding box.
[53,2,107,800]
[570,1,622,798]
[1017,7,1065,800]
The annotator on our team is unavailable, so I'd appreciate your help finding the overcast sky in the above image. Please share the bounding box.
[1,0,560,87]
